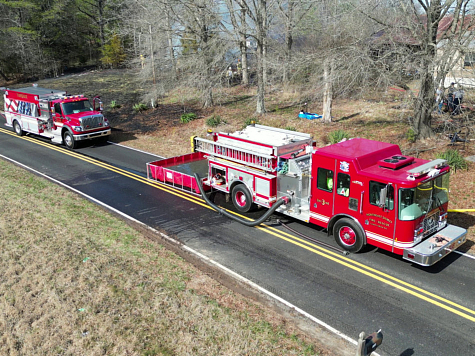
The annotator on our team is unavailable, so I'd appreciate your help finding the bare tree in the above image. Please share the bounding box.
[276,0,312,84]
[359,0,475,139]
[225,0,250,85]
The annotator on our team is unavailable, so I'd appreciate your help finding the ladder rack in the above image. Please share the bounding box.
[194,137,276,172]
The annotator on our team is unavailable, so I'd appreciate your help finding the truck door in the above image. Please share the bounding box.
[334,167,363,219]
[54,103,63,127]
[310,157,335,227]
[363,181,396,249]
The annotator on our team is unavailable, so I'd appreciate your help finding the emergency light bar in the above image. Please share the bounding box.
[407,159,447,178]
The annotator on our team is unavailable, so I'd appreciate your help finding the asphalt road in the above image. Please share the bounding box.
[1,122,474,356]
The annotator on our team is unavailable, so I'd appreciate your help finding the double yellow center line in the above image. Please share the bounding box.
[2,127,474,323]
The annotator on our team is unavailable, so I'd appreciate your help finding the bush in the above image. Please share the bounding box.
[133,103,148,112]
[109,100,121,109]
[437,149,468,172]
[244,117,259,127]
[180,112,197,123]
[328,130,350,144]
[406,128,417,143]
[206,115,225,127]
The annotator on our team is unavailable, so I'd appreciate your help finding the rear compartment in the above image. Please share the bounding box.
[147,152,211,194]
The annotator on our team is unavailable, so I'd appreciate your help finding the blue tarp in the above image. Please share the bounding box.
[298,112,322,120]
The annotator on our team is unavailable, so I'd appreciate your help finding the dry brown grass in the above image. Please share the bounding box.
[0,160,334,355]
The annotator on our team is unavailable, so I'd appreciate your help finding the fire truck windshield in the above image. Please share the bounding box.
[62,100,93,115]
[399,173,449,221]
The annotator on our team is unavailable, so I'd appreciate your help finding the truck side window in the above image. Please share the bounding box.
[337,173,350,197]
[369,181,394,210]
[54,103,62,116]
[317,168,333,192]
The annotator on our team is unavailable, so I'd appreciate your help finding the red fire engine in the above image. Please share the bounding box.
[2,85,110,149]
[147,124,467,266]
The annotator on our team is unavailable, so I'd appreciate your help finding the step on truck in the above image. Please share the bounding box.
[2,85,111,149]
[147,124,467,266]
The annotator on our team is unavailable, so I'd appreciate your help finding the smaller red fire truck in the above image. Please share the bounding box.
[2,85,110,148]
[147,124,467,266]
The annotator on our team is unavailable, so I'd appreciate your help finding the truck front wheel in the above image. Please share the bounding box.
[231,184,254,213]
[333,218,365,253]
[13,121,24,136]
[63,130,77,149]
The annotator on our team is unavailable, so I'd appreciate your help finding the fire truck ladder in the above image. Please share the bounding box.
[193,137,275,172]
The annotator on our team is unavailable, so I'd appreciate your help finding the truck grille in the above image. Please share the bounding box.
[81,115,103,129]
[423,210,439,237]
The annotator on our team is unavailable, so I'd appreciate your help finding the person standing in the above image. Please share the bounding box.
[447,82,456,112]
[453,86,464,115]
[435,86,444,114]
[227,67,233,86]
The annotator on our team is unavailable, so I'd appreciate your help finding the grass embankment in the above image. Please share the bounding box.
[0,160,325,355]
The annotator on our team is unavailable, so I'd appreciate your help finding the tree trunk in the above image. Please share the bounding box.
[165,9,177,79]
[240,4,249,85]
[322,59,332,123]
[413,70,435,139]
[149,24,156,85]
[256,41,265,113]
[203,86,213,108]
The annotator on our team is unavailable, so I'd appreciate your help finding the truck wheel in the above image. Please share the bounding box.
[232,184,254,213]
[63,130,77,149]
[13,121,24,136]
[333,218,365,253]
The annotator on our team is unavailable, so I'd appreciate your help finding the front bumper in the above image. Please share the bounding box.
[73,128,111,141]
[403,224,467,266]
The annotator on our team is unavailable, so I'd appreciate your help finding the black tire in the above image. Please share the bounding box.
[231,184,254,213]
[13,121,24,136]
[333,218,365,253]
[63,130,77,149]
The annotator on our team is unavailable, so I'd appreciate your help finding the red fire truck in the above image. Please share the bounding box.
[2,85,110,149]
[147,124,467,266]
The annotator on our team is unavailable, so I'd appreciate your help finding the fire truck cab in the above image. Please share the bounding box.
[2,85,110,149]
[308,138,466,265]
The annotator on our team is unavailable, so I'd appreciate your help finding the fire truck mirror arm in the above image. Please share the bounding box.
[194,173,289,227]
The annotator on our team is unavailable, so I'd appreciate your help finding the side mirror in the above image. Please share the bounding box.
[379,186,387,208]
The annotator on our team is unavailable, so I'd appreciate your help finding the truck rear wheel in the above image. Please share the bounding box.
[63,130,77,149]
[13,121,24,136]
[231,184,254,213]
[333,218,364,253]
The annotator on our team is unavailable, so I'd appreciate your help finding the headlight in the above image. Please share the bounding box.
[439,213,447,228]
[103,118,109,127]
[72,126,83,132]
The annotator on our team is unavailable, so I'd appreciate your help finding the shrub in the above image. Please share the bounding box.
[328,130,350,144]
[437,149,468,172]
[109,100,121,109]
[244,117,259,126]
[133,103,148,112]
[206,115,225,127]
[406,128,417,143]
[180,112,197,123]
